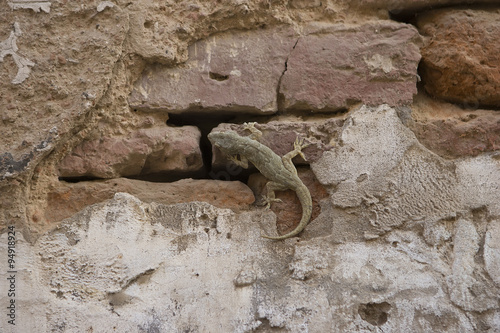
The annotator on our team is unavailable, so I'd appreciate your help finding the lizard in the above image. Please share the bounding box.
[207,123,312,240]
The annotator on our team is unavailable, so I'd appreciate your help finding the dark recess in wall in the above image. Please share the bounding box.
[166,112,254,183]
[389,3,500,24]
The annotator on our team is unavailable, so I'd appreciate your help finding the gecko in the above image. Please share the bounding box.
[207,123,312,240]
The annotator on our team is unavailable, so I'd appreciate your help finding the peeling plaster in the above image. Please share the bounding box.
[0,22,35,85]
[7,0,51,13]
[97,1,115,12]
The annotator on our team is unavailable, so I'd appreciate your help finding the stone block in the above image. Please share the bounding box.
[58,126,202,179]
[45,177,254,224]
[280,21,421,111]
[129,26,298,114]
[409,97,500,158]
[417,8,500,107]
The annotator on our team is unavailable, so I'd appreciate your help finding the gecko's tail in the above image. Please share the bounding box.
[261,185,312,240]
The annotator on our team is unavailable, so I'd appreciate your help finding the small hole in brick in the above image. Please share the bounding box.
[209,72,229,81]
[358,302,391,326]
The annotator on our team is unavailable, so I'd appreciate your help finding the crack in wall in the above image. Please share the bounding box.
[276,37,299,112]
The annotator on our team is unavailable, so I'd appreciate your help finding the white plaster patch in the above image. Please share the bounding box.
[0,22,35,84]
[0,192,491,332]
[456,154,500,216]
[364,53,395,73]
[446,218,497,311]
[484,219,500,287]
[97,1,115,12]
[8,0,51,13]
[312,105,460,232]
[312,104,416,185]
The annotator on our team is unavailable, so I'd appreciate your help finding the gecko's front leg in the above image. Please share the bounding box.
[242,122,263,141]
[228,154,249,168]
[282,137,310,174]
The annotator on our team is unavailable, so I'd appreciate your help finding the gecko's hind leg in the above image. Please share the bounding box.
[262,181,289,209]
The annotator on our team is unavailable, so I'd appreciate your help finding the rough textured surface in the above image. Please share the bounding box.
[0,22,35,84]
[409,95,500,158]
[485,218,500,287]
[129,26,298,114]
[2,188,499,331]
[1,1,500,332]
[0,2,128,177]
[0,1,130,234]
[311,105,499,235]
[58,125,203,179]
[131,20,422,114]
[1,0,341,232]
[45,178,255,224]
[281,21,422,111]
[418,8,500,107]
[3,106,499,332]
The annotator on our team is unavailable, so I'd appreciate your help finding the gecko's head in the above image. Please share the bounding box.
[208,131,239,153]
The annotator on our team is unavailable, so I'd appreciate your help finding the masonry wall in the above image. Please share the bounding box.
[0,1,499,332]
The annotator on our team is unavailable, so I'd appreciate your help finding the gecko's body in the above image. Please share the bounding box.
[208,128,312,240]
